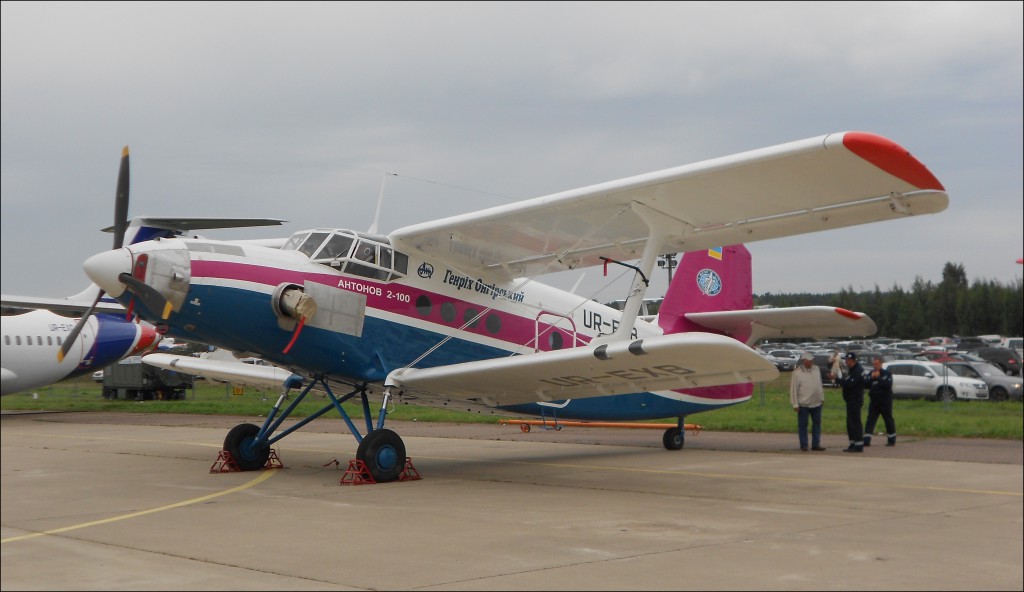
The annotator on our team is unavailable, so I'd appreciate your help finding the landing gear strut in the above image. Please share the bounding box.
[221,375,409,482]
[662,417,686,450]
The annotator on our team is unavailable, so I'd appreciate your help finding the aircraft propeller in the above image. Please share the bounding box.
[58,147,132,362]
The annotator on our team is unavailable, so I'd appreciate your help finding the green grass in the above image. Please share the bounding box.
[3,375,1021,440]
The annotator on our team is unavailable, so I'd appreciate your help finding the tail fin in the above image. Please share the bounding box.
[657,245,754,402]
[658,245,752,338]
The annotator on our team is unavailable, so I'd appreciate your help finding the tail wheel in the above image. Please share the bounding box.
[357,429,406,482]
[224,423,270,471]
[663,427,684,450]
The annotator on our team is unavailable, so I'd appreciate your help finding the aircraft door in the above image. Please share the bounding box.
[535,312,578,353]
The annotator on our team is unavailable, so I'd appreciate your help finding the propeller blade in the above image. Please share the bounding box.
[62,147,132,361]
[118,273,173,320]
[58,292,103,362]
[112,146,130,249]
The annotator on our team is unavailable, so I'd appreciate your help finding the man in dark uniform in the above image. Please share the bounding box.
[864,356,896,447]
[832,352,866,452]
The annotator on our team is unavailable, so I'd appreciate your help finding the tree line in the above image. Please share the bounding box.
[754,263,1024,340]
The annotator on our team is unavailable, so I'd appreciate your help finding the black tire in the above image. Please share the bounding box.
[663,427,684,450]
[990,387,1008,402]
[356,429,407,482]
[934,386,956,403]
[224,423,270,471]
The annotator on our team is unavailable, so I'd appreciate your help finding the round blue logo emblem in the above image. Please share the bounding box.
[696,269,722,296]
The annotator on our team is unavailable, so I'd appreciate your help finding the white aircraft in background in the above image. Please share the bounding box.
[77,132,948,481]
[1,147,283,396]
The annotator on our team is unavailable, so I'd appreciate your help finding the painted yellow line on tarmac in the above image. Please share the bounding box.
[1,470,278,545]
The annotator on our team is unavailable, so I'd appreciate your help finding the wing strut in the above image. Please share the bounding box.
[594,201,676,344]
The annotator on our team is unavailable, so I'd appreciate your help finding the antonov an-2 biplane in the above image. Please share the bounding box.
[73,132,947,482]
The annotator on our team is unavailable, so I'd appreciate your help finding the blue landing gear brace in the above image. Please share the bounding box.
[222,374,408,482]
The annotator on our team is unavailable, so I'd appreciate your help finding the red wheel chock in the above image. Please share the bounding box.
[264,449,284,469]
[399,458,422,481]
[340,460,376,485]
[339,457,422,485]
[210,450,240,473]
[210,449,283,473]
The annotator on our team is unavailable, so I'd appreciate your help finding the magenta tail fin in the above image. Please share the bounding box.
[658,244,752,336]
[658,245,754,400]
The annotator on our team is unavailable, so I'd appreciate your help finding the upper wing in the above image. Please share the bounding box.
[390,132,947,280]
[685,306,878,347]
[385,332,778,406]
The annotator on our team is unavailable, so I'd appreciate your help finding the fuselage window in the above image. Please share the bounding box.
[3,335,9,345]
[47,336,53,346]
[415,295,432,317]
[16,336,22,345]
[440,302,456,324]
[549,331,564,350]
[57,337,62,346]
[486,314,501,335]
[463,308,480,328]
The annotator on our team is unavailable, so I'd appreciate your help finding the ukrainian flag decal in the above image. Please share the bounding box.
[708,247,723,260]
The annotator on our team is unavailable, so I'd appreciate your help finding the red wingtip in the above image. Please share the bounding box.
[834,307,863,320]
[842,132,945,191]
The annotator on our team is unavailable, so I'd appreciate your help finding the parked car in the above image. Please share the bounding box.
[1001,337,1022,357]
[957,336,997,351]
[91,370,104,382]
[883,360,990,401]
[942,361,1023,402]
[970,347,1022,376]
[764,349,801,372]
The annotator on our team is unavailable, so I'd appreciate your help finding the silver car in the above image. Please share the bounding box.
[942,361,1023,402]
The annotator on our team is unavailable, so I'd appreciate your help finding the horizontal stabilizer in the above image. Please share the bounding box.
[385,332,778,406]
[686,306,877,346]
[142,353,300,390]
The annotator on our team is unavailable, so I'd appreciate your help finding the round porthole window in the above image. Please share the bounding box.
[486,313,501,334]
[415,295,432,316]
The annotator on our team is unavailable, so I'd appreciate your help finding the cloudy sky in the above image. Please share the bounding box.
[2,1,1021,305]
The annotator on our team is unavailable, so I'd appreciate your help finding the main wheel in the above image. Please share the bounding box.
[357,429,407,482]
[663,427,684,450]
[990,387,1008,402]
[224,423,270,471]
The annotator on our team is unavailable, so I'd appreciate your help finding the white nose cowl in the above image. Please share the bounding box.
[83,248,134,297]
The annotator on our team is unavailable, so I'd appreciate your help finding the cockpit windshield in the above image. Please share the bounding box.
[283,228,409,281]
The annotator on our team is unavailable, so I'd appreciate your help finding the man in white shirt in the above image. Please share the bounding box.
[790,352,826,451]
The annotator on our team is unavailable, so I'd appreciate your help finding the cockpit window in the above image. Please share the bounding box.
[297,232,329,258]
[294,228,410,281]
[315,234,354,261]
[282,232,310,251]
